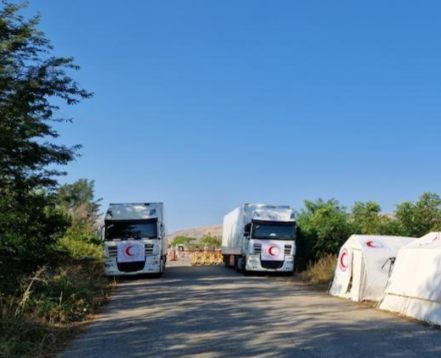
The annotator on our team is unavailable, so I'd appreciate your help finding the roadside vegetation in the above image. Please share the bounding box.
[172,234,222,250]
[0,2,110,358]
[298,255,337,286]
[1,1,441,355]
[296,193,441,285]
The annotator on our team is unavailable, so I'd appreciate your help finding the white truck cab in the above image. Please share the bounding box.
[222,204,296,273]
[102,203,167,276]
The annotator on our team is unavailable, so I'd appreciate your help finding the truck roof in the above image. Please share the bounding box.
[105,203,163,221]
[241,203,295,222]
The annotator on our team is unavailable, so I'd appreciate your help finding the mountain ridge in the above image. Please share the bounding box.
[167,225,222,242]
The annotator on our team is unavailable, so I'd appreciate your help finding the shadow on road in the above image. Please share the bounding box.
[60,263,441,358]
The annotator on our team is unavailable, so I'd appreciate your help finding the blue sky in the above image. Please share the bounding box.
[26,0,441,231]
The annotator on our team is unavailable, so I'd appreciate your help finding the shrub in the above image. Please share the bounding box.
[396,192,441,237]
[0,260,110,358]
[296,199,352,267]
[298,254,337,286]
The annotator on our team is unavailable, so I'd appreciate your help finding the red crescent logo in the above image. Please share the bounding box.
[124,245,135,257]
[339,249,348,271]
[365,240,384,249]
[267,245,279,257]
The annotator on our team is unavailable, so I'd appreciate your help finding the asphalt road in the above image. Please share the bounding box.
[60,260,441,358]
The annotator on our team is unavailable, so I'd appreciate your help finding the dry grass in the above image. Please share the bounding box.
[0,259,112,358]
[298,254,337,287]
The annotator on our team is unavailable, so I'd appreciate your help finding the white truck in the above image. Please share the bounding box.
[102,203,167,276]
[222,204,296,273]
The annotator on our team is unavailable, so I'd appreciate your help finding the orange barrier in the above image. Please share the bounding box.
[191,250,223,266]
[168,249,178,261]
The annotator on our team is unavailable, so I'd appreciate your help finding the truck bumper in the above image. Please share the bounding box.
[245,254,294,272]
[104,255,162,276]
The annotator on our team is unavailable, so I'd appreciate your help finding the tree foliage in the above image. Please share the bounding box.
[0,1,91,276]
[57,179,101,244]
[0,1,91,189]
[296,193,441,269]
[296,199,352,267]
[200,235,222,248]
[172,236,196,247]
[351,201,400,235]
[395,192,441,237]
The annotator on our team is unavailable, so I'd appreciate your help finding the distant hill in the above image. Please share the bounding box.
[167,225,222,242]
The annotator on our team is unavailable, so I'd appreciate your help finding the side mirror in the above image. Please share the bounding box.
[99,226,105,241]
[158,223,164,240]
[244,223,251,239]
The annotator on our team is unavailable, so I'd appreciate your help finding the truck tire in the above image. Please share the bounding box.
[223,255,229,267]
[235,256,243,273]
[242,257,248,275]
[155,257,165,278]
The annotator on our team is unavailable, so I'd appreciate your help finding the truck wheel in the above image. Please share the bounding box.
[156,258,165,278]
[242,259,248,275]
[235,257,242,273]
[161,257,165,273]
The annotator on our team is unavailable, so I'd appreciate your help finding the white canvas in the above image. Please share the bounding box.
[329,246,353,298]
[329,235,415,302]
[380,232,441,325]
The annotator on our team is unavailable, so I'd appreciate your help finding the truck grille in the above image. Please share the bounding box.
[284,245,292,255]
[117,261,145,273]
[108,244,152,258]
[261,260,284,269]
[145,244,154,255]
[108,246,117,258]
[254,244,262,254]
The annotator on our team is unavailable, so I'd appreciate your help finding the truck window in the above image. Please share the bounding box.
[244,223,251,236]
[252,221,295,240]
[105,219,158,240]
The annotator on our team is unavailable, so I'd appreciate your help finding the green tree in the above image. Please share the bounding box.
[57,179,101,243]
[351,201,403,236]
[312,202,352,257]
[0,1,91,274]
[0,191,68,284]
[396,192,441,237]
[296,199,353,265]
[200,235,222,248]
[172,236,196,247]
[352,201,383,234]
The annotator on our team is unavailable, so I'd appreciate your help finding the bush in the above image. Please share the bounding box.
[59,236,103,262]
[172,236,196,246]
[0,192,69,282]
[298,255,337,286]
[296,199,352,268]
[0,259,110,358]
[396,192,441,237]
[200,235,222,249]
[295,194,441,271]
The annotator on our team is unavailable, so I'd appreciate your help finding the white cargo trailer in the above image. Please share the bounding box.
[222,204,296,273]
[102,203,168,276]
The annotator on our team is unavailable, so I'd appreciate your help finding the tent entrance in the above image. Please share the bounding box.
[350,250,365,301]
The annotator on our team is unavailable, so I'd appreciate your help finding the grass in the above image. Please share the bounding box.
[298,254,337,287]
[0,241,111,358]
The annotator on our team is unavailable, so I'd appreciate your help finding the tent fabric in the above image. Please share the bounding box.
[329,235,415,302]
[380,232,441,326]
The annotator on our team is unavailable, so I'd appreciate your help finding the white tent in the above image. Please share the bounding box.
[329,235,415,302]
[380,232,441,325]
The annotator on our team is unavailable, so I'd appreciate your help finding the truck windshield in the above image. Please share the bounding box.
[252,221,295,240]
[105,220,157,240]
